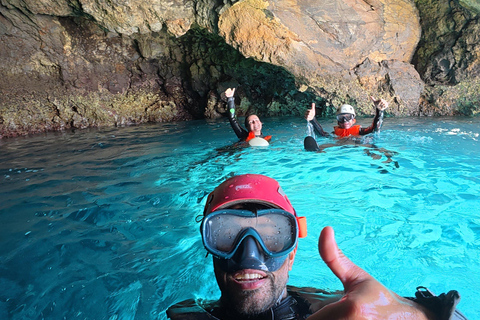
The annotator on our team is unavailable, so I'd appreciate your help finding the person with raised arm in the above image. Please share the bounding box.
[225,88,271,146]
[304,97,388,151]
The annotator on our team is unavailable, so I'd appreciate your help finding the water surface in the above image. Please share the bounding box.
[1,116,479,319]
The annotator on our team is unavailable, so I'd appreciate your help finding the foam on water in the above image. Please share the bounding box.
[0,117,479,319]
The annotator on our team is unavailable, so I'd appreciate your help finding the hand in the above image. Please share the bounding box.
[305,103,316,121]
[225,88,235,98]
[370,96,389,111]
[307,226,435,320]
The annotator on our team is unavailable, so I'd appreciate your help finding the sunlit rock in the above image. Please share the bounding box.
[0,0,479,137]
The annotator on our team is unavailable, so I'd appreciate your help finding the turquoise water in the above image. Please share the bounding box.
[1,117,479,319]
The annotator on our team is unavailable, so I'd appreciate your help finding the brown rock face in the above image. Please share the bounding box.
[218,0,423,115]
[413,0,480,84]
[0,0,479,137]
[219,0,421,75]
[412,0,480,115]
[354,58,425,115]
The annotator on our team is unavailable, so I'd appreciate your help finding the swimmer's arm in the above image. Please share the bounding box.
[359,108,383,135]
[226,92,248,140]
[305,103,330,137]
[310,118,330,137]
[359,97,387,135]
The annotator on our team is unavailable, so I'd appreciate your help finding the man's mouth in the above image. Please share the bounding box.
[231,270,268,289]
[234,273,266,281]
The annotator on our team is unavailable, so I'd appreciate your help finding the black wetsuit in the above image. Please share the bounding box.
[166,286,467,320]
[304,108,385,151]
[227,97,250,141]
[166,286,328,320]
[309,108,385,137]
[227,97,270,142]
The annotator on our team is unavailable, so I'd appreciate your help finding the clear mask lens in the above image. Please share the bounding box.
[201,209,298,259]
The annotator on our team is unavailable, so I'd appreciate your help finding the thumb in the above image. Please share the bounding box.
[319,226,372,289]
[311,103,315,110]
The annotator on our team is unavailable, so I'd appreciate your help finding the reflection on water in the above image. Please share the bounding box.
[1,117,479,319]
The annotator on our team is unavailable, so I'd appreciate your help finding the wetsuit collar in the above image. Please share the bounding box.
[214,288,293,320]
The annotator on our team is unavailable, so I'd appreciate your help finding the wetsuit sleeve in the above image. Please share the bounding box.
[309,118,330,137]
[359,108,384,135]
[227,97,248,140]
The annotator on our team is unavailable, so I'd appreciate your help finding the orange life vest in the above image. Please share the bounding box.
[245,131,272,142]
[334,125,361,137]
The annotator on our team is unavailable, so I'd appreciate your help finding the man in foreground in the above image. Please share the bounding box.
[167,174,466,320]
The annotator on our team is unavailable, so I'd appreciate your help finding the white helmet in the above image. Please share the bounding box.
[336,104,356,116]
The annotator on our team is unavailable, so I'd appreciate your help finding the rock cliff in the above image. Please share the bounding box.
[0,0,479,137]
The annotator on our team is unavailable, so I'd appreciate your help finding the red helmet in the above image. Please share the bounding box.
[203,174,307,237]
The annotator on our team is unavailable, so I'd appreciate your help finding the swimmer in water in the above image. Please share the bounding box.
[225,88,271,144]
[167,174,467,320]
[304,97,388,151]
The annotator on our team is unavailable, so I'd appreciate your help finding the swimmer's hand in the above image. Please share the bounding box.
[305,103,316,121]
[371,96,389,111]
[225,88,235,98]
[307,226,435,320]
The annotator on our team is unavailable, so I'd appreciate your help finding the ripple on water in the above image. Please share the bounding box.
[0,118,479,319]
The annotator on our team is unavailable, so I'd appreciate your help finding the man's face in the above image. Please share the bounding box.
[338,117,356,129]
[247,115,262,135]
[213,250,295,316]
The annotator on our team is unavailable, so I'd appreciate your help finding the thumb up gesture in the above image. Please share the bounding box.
[305,103,316,121]
[307,227,435,320]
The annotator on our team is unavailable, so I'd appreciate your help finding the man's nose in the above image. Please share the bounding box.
[236,236,264,261]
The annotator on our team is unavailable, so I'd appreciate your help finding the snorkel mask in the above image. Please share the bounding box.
[201,174,307,273]
[336,113,355,123]
[336,104,356,123]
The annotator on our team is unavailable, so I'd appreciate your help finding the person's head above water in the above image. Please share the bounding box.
[168,174,465,319]
[201,174,307,316]
[336,104,356,117]
[224,87,265,139]
[244,115,263,136]
[336,104,357,129]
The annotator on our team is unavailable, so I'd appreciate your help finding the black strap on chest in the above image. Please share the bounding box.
[406,286,468,320]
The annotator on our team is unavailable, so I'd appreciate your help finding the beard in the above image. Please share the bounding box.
[214,253,293,319]
[221,275,286,318]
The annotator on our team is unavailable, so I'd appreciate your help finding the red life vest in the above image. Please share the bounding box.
[334,125,361,137]
[245,131,272,142]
